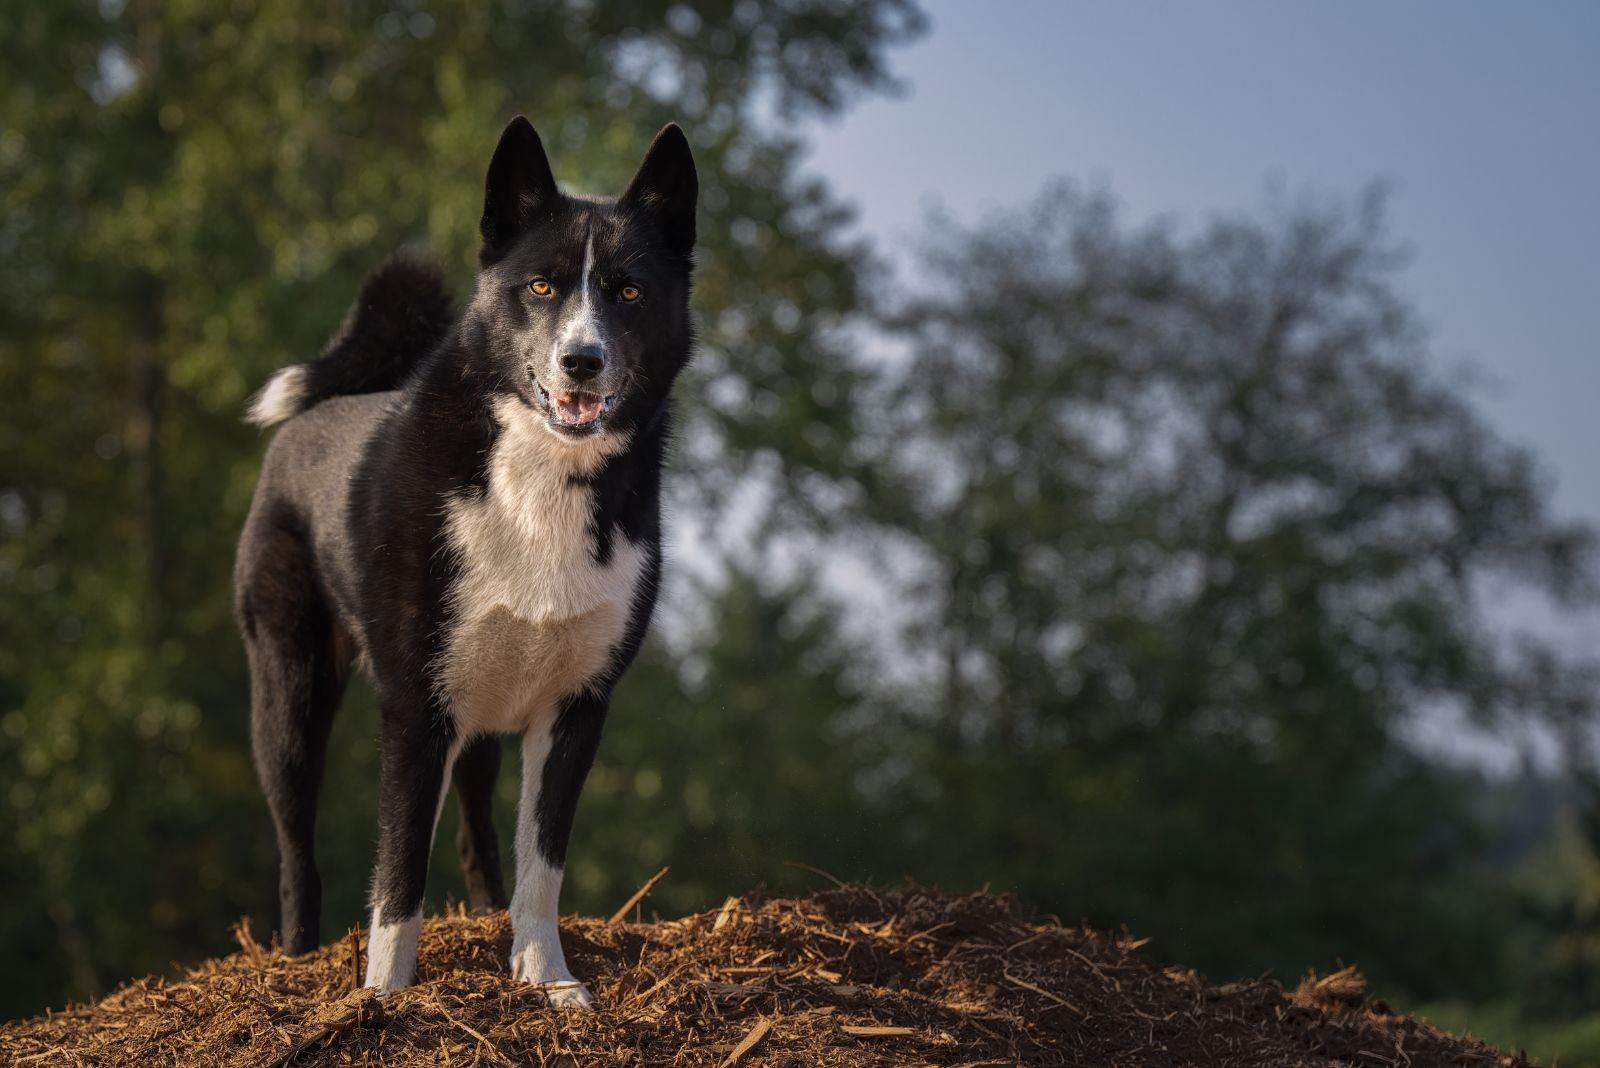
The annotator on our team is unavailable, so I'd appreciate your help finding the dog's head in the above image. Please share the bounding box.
[470,117,697,444]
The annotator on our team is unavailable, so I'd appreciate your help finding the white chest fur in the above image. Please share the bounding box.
[438,398,644,736]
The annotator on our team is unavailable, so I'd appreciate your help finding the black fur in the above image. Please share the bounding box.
[480,117,560,263]
[452,736,509,910]
[235,119,696,987]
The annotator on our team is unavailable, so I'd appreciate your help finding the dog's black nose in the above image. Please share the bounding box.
[559,347,604,383]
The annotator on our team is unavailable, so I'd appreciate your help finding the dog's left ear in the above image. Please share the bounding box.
[622,124,697,257]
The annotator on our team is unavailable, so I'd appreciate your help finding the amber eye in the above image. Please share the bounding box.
[619,284,641,302]
[528,278,553,296]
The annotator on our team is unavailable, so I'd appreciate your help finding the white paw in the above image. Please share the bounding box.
[509,946,594,1010]
[364,914,422,996]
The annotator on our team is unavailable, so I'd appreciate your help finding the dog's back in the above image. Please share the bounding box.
[235,260,455,651]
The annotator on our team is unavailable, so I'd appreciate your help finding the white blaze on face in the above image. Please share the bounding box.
[557,232,601,357]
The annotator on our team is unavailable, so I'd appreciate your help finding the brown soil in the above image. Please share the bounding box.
[0,886,1525,1067]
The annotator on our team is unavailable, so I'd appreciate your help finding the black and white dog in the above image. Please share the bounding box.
[233,118,695,1005]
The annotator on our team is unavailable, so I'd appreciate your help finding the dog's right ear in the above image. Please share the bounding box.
[480,117,559,258]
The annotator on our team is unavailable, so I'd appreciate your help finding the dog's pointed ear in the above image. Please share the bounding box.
[480,117,559,257]
[621,123,697,256]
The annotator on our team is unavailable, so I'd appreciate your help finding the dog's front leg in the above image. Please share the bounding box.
[510,690,609,1009]
[364,705,460,995]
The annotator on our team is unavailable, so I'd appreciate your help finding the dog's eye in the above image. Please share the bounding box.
[619,284,641,302]
[528,278,553,296]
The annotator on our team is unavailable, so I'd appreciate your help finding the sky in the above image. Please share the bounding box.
[805,0,1599,526]
[800,1,1599,767]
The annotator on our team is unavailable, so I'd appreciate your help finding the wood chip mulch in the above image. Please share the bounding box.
[0,885,1528,1066]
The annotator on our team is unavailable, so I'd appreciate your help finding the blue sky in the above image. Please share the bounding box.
[806,1,1600,527]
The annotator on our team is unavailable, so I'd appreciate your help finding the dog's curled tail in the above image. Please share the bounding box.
[245,259,453,427]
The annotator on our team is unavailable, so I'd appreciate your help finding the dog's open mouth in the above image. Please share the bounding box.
[533,380,619,431]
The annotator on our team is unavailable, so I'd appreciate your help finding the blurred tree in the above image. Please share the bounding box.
[0,0,922,1016]
[856,185,1600,1002]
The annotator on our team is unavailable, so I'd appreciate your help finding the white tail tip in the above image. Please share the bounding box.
[245,366,309,427]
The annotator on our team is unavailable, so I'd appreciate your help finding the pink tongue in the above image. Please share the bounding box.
[554,391,603,425]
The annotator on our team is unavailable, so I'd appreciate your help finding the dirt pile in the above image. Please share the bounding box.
[1,886,1524,1067]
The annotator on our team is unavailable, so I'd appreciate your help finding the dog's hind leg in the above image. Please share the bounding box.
[238,524,349,957]
[453,735,509,911]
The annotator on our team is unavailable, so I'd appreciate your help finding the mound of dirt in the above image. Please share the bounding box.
[2,886,1523,1067]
